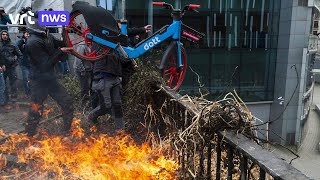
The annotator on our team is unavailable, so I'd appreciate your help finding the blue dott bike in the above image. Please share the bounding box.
[63,1,204,90]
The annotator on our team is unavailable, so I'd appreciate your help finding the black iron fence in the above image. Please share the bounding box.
[154,86,310,180]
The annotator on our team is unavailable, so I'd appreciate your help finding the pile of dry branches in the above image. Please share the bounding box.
[122,62,259,178]
[123,61,256,138]
[123,62,163,138]
[172,90,256,144]
[162,92,258,178]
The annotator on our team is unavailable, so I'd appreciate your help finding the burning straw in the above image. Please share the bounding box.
[0,119,178,179]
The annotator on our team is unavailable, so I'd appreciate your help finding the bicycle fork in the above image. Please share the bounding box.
[159,41,183,71]
[159,20,183,71]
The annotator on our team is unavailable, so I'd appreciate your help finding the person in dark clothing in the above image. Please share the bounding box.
[89,54,123,129]
[122,34,141,91]
[0,30,23,105]
[88,25,151,131]
[0,55,6,112]
[0,7,12,31]
[17,7,32,33]
[73,42,93,106]
[56,53,70,77]
[25,17,74,136]
[128,35,141,47]
[16,31,31,97]
[116,22,152,91]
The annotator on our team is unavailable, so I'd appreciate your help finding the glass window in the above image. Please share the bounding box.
[123,0,280,102]
[182,52,212,92]
[181,15,209,49]
[212,12,227,48]
[314,21,319,29]
[211,50,241,92]
[125,0,148,29]
[239,51,269,101]
[183,0,279,101]
[126,0,146,9]
[298,0,308,6]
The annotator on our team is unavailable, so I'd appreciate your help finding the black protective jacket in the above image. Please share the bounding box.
[25,29,65,80]
[93,27,146,77]
[127,27,145,37]
[0,30,23,68]
[16,37,30,68]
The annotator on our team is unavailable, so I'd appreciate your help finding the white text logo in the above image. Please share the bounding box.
[9,11,35,25]
[144,37,161,50]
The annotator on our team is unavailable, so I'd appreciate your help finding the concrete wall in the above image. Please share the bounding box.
[247,103,272,140]
[270,0,312,145]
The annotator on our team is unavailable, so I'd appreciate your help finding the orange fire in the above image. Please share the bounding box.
[0,119,178,179]
[30,103,53,119]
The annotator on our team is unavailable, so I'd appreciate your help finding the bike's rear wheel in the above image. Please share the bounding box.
[162,46,187,90]
[62,11,110,61]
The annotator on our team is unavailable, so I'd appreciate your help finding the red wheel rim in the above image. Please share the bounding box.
[163,49,187,90]
[64,11,110,61]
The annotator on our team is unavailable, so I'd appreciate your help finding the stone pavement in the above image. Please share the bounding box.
[0,104,27,134]
[271,84,320,180]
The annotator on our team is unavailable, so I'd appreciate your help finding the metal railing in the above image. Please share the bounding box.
[154,86,310,180]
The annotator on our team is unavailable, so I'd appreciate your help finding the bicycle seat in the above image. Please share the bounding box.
[71,1,128,46]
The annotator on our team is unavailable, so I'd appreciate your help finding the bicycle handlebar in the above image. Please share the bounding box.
[152,2,200,12]
[152,2,173,10]
[188,4,200,9]
[152,2,165,6]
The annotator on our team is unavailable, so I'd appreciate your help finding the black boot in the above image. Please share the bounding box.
[25,121,38,137]
[62,120,72,135]
[26,111,40,137]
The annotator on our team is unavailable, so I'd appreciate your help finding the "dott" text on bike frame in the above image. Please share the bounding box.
[143,37,161,50]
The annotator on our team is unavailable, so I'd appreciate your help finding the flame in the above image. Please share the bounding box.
[30,103,53,119]
[30,103,40,112]
[42,105,53,119]
[0,119,178,179]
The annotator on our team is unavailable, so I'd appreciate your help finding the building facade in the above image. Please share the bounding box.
[75,0,317,146]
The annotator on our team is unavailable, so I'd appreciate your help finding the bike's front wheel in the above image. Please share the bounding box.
[62,11,110,61]
[161,45,187,91]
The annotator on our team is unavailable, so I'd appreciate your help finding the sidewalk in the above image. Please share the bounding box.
[0,104,27,134]
[271,84,320,179]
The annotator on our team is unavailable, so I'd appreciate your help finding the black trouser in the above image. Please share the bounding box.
[88,76,124,130]
[3,67,17,103]
[26,78,74,136]
[76,71,92,105]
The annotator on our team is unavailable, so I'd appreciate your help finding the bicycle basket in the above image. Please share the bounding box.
[181,23,205,43]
